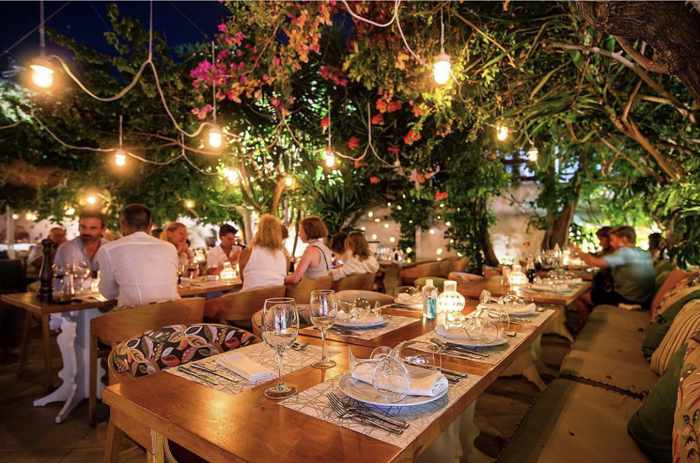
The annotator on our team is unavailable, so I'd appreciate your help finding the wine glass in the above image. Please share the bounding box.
[261,297,299,400]
[309,289,337,369]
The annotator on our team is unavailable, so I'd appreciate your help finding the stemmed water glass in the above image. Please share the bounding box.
[261,297,299,400]
[309,289,337,369]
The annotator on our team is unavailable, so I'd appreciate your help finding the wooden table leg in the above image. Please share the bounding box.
[17,311,32,379]
[40,314,53,391]
[89,333,98,426]
[104,418,124,463]
[149,430,166,463]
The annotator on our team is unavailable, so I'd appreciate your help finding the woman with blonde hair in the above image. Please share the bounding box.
[239,214,288,290]
[161,222,193,267]
[330,231,379,281]
[285,215,333,284]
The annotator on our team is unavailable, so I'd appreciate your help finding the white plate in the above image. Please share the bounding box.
[334,318,388,329]
[435,326,509,348]
[338,373,448,408]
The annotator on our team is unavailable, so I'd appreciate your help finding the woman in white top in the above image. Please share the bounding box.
[330,231,379,281]
[239,214,288,291]
[285,216,333,284]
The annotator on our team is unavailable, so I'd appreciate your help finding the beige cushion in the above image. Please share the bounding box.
[673,332,700,463]
[650,268,690,317]
[561,305,658,394]
[656,279,700,319]
[498,379,648,463]
[651,299,700,375]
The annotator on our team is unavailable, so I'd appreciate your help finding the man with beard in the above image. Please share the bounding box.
[54,211,106,273]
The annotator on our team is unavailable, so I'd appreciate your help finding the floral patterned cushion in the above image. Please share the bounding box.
[673,332,700,462]
[110,323,258,377]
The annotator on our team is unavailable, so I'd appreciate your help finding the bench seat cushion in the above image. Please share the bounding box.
[497,379,648,463]
[561,305,657,394]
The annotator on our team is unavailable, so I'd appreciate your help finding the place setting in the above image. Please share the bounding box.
[280,340,480,448]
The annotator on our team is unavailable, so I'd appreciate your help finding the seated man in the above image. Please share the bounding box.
[576,225,656,307]
[207,224,242,275]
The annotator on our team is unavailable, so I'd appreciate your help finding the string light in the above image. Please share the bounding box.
[86,194,98,206]
[387,202,392,207]
[371,233,378,240]
[374,218,381,223]
[429,228,436,235]
[11,213,19,220]
[223,167,239,184]
[446,221,452,227]
[207,125,223,149]
[324,149,336,168]
[25,211,37,221]
[436,248,444,256]
[368,211,374,218]
[184,199,196,209]
[114,149,127,167]
[284,174,294,187]
[527,146,539,162]
[31,62,54,89]
[406,247,413,254]
[383,223,389,229]
[389,236,396,243]
[496,124,510,142]
[433,9,450,85]
[360,226,366,231]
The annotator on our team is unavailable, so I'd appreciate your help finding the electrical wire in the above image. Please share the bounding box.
[0,1,70,59]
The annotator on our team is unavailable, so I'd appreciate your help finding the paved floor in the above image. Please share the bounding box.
[0,324,570,462]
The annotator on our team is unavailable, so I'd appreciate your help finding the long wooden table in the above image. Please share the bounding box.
[457,276,591,306]
[2,278,242,392]
[103,310,553,462]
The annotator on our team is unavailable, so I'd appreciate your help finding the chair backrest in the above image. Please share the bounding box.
[335,290,393,306]
[91,297,205,347]
[211,285,287,328]
[109,323,257,379]
[285,275,332,304]
[332,273,375,291]
[0,259,26,294]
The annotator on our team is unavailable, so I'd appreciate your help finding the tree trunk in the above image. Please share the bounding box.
[577,1,700,101]
[541,198,579,250]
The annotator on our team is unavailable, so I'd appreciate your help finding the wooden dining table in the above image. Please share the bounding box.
[2,277,242,393]
[103,309,554,463]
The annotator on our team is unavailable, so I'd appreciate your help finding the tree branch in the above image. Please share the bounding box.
[614,36,669,74]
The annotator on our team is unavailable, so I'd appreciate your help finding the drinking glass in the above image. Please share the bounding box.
[309,289,337,369]
[261,297,299,400]
[394,286,418,298]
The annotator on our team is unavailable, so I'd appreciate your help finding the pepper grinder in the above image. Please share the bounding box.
[37,239,56,302]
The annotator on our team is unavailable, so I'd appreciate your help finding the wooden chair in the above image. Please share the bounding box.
[89,297,205,426]
[285,275,332,304]
[209,285,286,329]
[335,290,394,306]
[332,272,376,291]
[105,323,257,462]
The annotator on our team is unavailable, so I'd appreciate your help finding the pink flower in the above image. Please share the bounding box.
[371,113,384,125]
[347,136,360,150]
[369,176,380,185]
[273,56,281,67]
[271,98,281,108]
[233,32,246,46]
[192,104,213,120]
[320,116,330,128]
[435,191,449,201]
[217,23,227,33]
[387,101,402,112]
[388,145,400,156]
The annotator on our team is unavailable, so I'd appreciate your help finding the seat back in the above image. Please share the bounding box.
[91,297,205,347]
[332,273,375,291]
[0,259,26,294]
[335,290,393,306]
[285,275,332,304]
[210,285,286,328]
[673,332,700,463]
[109,323,257,379]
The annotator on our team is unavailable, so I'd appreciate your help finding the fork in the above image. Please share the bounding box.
[327,392,409,429]
[326,393,404,434]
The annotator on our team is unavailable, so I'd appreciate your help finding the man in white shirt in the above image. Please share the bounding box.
[54,212,106,273]
[206,223,242,275]
[96,204,179,307]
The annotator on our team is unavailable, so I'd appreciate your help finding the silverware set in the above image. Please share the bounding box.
[177,363,242,385]
[430,337,491,360]
[404,360,468,384]
[290,341,309,351]
[326,392,408,435]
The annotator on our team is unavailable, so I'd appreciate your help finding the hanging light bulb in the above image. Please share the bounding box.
[527,146,539,162]
[324,149,336,168]
[284,174,294,187]
[30,62,54,89]
[184,199,196,209]
[11,213,19,220]
[223,167,239,184]
[433,52,451,85]
[114,149,127,167]
[86,194,98,206]
[207,125,223,149]
[25,211,37,221]
[496,124,510,142]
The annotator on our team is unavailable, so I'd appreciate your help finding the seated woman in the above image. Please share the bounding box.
[284,216,333,284]
[330,230,349,266]
[576,225,656,307]
[161,222,193,267]
[330,231,379,281]
[239,214,288,291]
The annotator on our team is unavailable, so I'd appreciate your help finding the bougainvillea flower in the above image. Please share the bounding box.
[387,101,402,112]
[376,98,388,113]
[369,176,381,185]
[435,191,449,201]
[388,145,400,156]
[354,158,364,169]
[403,130,421,145]
[409,169,427,184]
[320,116,330,129]
[347,136,361,150]
[371,113,384,125]
[217,23,228,33]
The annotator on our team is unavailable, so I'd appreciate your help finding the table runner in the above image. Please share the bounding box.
[165,342,325,395]
[408,309,554,365]
[301,315,420,341]
[280,371,481,449]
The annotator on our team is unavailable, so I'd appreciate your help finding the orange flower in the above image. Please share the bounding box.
[347,136,360,150]
[371,113,384,125]
[435,191,449,201]
[369,176,381,184]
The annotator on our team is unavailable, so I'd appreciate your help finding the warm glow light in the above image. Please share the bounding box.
[223,167,239,184]
[360,226,366,231]
[429,229,436,235]
[86,194,98,206]
[207,126,223,149]
[284,175,294,187]
[184,199,196,209]
[11,213,19,220]
[25,212,37,221]
[387,202,392,207]
[405,247,413,254]
[371,233,378,240]
[368,211,374,218]
[433,52,451,85]
[446,221,452,227]
[383,223,389,229]
[65,206,76,216]
[436,248,444,256]
[527,146,539,162]
[440,203,445,208]
[496,125,510,142]
[389,236,396,243]
[324,149,336,168]
[374,218,380,223]
[30,63,54,89]
[396,205,402,211]
[114,149,127,167]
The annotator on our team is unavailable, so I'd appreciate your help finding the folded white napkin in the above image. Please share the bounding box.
[529,283,571,293]
[217,352,276,383]
[395,293,423,306]
[481,302,537,315]
[351,361,447,397]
